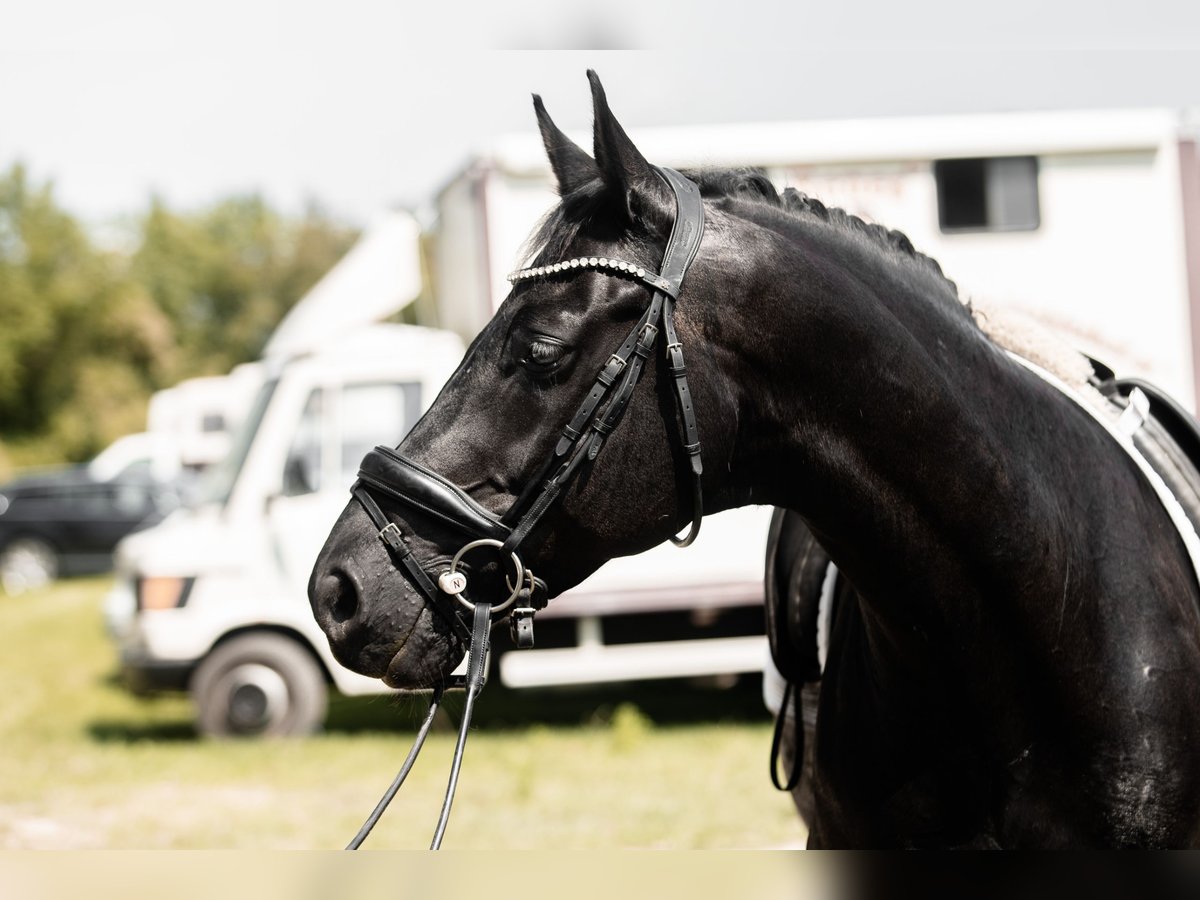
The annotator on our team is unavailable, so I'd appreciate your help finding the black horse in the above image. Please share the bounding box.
[310,73,1200,847]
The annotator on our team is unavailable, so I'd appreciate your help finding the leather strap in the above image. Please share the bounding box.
[655,168,705,296]
[345,685,443,849]
[346,601,491,850]
[770,679,803,792]
[662,295,703,547]
[430,600,491,849]
[352,484,472,645]
[552,303,659,460]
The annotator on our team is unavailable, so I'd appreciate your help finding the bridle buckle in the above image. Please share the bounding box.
[378,522,404,550]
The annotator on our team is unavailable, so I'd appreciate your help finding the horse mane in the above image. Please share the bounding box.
[525,166,958,297]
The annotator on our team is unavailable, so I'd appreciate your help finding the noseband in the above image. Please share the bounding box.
[344,166,706,848]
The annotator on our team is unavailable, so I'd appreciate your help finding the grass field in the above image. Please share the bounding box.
[0,577,807,849]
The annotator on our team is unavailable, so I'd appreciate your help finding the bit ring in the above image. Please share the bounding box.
[445,539,524,615]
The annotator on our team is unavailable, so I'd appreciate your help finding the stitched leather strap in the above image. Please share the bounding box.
[662,295,704,547]
[430,600,491,849]
[352,484,472,645]
[656,167,705,296]
[360,448,511,542]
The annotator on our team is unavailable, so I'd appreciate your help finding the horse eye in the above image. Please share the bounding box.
[524,338,568,372]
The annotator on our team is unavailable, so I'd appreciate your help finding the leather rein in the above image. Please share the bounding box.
[344,167,708,848]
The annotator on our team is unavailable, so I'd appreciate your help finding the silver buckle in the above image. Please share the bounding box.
[379,522,403,543]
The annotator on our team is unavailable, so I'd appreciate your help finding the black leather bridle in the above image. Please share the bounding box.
[345,166,707,849]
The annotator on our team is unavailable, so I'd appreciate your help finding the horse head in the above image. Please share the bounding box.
[309,73,1200,847]
[308,72,757,687]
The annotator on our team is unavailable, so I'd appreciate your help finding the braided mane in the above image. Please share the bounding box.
[692,167,957,294]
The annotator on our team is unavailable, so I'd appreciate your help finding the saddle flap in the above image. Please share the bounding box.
[765,509,832,684]
[358,447,511,542]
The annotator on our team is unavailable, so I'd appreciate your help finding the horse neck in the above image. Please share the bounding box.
[708,219,1052,621]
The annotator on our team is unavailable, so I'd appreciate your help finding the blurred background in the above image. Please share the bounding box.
[2,0,1199,850]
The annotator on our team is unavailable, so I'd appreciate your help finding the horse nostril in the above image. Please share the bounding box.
[327,573,360,625]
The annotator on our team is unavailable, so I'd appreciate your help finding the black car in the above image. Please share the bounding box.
[0,464,180,594]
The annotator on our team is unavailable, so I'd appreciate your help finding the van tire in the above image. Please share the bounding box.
[191,633,327,738]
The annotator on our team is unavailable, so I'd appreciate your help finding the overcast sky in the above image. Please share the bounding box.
[4,1,1200,227]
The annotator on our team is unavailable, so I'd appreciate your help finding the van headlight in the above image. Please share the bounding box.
[137,576,195,611]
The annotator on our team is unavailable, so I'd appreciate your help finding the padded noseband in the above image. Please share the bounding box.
[357,447,510,543]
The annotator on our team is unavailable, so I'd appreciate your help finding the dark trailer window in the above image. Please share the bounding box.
[935,156,1040,233]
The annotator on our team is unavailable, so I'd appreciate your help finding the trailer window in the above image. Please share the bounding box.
[934,156,1040,233]
[340,382,422,486]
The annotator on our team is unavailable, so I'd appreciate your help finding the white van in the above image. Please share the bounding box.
[106,323,771,737]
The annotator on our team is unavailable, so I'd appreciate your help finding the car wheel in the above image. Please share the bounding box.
[191,633,328,738]
[0,537,59,595]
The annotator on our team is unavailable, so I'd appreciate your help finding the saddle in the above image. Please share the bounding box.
[764,509,835,686]
[764,359,1200,688]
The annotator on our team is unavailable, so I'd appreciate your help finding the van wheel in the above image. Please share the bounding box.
[0,536,59,595]
[191,633,328,738]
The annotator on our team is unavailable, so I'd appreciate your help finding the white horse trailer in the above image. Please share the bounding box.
[432,108,1200,407]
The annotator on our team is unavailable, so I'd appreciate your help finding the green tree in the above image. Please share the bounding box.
[131,196,357,379]
[0,165,171,461]
[0,164,357,473]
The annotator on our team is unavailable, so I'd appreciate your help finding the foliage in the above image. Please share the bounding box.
[0,164,357,472]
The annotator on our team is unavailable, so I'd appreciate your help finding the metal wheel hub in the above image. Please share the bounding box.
[224,663,289,733]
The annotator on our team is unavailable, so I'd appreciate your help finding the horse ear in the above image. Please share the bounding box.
[533,94,599,196]
[587,70,673,228]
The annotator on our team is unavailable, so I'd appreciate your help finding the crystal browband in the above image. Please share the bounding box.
[507,255,679,297]
[508,256,647,282]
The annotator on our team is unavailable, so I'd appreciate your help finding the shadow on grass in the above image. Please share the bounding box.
[88,672,772,744]
[87,721,199,742]
[86,675,772,743]
[327,674,773,735]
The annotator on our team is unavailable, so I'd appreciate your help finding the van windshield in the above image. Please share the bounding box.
[197,378,279,508]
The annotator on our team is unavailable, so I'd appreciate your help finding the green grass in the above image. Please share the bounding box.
[0,577,807,849]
